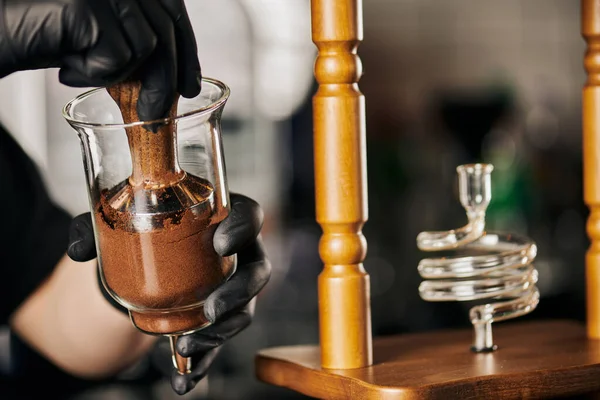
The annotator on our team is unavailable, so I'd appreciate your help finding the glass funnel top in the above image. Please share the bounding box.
[63,78,236,336]
[63,78,230,129]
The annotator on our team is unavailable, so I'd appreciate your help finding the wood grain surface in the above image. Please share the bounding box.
[256,320,600,399]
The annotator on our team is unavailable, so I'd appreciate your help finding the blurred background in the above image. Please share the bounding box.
[0,0,588,398]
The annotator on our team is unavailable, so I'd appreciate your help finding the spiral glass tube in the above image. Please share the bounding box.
[417,164,539,352]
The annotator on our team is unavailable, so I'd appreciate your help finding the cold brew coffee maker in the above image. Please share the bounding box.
[63,78,236,374]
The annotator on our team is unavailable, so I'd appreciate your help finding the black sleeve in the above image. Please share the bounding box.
[0,126,72,324]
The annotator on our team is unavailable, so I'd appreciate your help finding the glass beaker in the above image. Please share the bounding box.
[63,78,237,371]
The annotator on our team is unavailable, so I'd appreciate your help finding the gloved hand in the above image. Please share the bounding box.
[0,0,201,121]
[67,193,271,395]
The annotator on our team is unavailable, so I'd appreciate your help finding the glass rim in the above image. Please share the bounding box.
[62,77,230,130]
[456,163,494,174]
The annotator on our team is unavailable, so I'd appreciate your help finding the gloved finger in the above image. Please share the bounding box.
[214,193,264,257]
[111,0,157,61]
[170,346,221,395]
[136,0,178,121]
[204,238,271,323]
[67,213,97,262]
[176,299,256,357]
[159,0,201,98]
[58,65,98,87]
[59,1,136,87]
[59,47,140,87]
[0,0,97,77]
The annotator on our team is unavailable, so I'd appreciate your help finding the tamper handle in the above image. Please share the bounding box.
[106,82,183,188]
[107,81,192,376]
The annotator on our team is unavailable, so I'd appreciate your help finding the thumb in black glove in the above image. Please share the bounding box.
[67,193,271,395]
[0,0,201,121]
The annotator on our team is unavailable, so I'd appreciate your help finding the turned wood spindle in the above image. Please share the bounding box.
[311,0,372,369]
[583,0,600,339]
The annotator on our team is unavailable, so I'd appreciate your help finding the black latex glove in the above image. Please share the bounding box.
[0,0,201,121]
[67,193,271,395]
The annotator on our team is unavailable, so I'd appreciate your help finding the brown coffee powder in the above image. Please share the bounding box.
[95,184,235,334]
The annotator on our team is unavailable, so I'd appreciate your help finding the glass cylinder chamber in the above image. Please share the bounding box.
[63,78,236,336]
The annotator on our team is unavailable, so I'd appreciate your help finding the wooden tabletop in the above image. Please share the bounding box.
[255,320,600,399]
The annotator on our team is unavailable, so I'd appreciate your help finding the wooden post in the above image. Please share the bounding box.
[583,0,600,339]
[311,0,372,369]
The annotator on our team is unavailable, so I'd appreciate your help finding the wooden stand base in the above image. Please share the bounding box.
[256,320,600,399]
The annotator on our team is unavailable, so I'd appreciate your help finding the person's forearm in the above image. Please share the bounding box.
[9,254,156,379]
